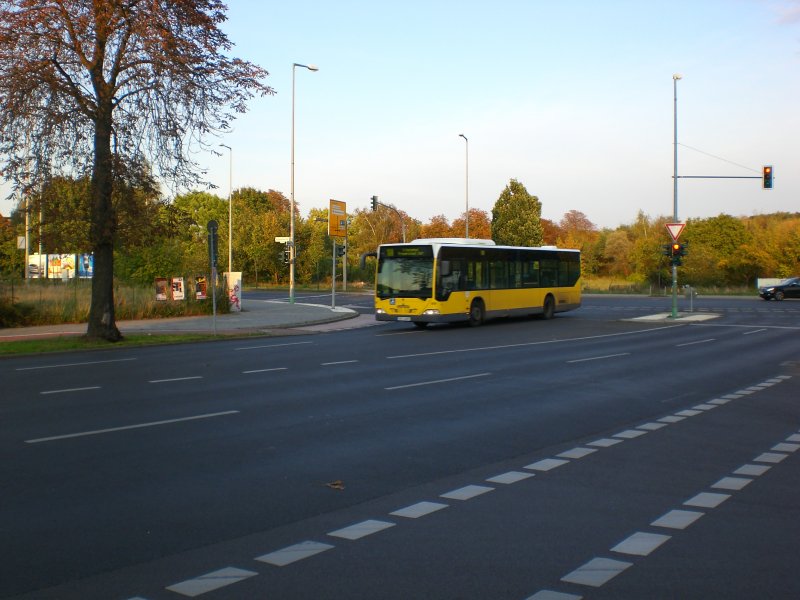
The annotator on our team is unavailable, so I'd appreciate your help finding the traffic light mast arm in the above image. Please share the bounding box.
[369,195,406,242]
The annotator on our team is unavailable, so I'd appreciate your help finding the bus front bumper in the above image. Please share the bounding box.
[375,309,466,324]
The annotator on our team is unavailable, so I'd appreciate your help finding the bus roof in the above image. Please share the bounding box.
[381,238,579,253]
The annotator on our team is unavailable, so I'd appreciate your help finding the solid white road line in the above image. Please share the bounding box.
[676,338,715,347]
[384,372,490,390]
[386,325,681,359]
[40,386,101,395]
[24,410,240,444]
[16,357,137,371]
[567,353,630,364]
[235,341,313,351]
[148,376,203,383]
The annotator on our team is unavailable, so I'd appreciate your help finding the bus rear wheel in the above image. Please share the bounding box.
[541,295,555,320]
[469,299,485,327]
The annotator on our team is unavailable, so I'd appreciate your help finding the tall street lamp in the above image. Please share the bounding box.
[671,73,681,319]
[290,62,319,304]
[219,143,232,276]
[459,133,469,238]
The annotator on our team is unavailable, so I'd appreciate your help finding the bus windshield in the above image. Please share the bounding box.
[377,245,433,299]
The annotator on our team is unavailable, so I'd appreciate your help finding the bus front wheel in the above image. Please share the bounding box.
[469,299,485,327]
[541,295,555,320]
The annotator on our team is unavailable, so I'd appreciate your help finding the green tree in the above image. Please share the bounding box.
[0,1,272,340]
[682,214,752,286]
[490,179,543,246]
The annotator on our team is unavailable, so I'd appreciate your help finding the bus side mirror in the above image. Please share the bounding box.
[360,251,377,269]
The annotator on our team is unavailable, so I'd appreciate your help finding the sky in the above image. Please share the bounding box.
[2,0,799,230]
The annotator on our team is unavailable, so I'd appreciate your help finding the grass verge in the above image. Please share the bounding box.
[0,331,268,357]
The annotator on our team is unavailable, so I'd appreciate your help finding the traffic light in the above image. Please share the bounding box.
[679,242,688,258]
[662,243,672,257]
[670,242,682,266]
[370,195,378,211]
[337,244,346,257]
[282,245,290,264]
[762,165,773,189]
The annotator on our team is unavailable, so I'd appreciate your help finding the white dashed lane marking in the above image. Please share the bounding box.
[734,464,771,476]
[587,437,624,447]
[561,557,633,587]
[327,519,395,540]
[611,531,672,556]
[684,492,731,509]
[486,471,535,484]
[440,484,494,501]
[255,541,334,567]
[525,458,570,472]
[651,509,704,530]
[711,476,753,491]
[557,447,597,460]
[136,375,794,600]
[166,567,257,597]
[390,501,449,519]
[613,429,647,439]
[754,452,788,464]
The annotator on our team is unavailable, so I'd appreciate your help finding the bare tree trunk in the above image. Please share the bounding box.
[86,106,121,341]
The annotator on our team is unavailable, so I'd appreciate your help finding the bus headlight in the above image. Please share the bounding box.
[422,309,440,316]
[376,308,386,315]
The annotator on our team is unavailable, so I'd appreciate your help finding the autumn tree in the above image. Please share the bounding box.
[452,208,492,240]
[0,1,272,340]
[490,179,543,246]
[420,214,453,239]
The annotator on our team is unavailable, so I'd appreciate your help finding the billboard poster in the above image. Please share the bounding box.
[195,276,207,300]
[46,254,66,279]
[225,271,242,312]
[155,277,168,301]
[78,254,94,278]
[57,254,76,280]
[171,277,185,301]
[27,253,46,278]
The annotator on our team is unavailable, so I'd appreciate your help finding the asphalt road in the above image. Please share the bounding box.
[1,294,799,599]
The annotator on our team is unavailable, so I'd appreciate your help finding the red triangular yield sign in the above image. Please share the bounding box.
[665,222,685,241]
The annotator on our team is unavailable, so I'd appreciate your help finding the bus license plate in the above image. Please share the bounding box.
[397,316,411,321]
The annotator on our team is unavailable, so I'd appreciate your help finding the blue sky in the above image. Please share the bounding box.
[2,0,799,229]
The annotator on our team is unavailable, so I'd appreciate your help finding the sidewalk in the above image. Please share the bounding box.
[0,299,361,341]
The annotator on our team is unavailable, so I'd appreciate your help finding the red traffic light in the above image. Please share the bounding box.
[763,165,773,189]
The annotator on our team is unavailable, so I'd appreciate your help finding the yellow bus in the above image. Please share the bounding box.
[374,238,581,327]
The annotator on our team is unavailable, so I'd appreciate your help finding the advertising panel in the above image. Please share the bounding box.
[27,253,47,279]
[225,271,242,312]
[155,277,168,301]
[78,254,94,278]
[171,277,185,301]
[195,276,207,300]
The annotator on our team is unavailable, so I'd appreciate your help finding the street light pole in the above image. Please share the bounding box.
[219,144,232,276]
[290,62,319,304]
[671,74,681,319]
[459,133,469,238]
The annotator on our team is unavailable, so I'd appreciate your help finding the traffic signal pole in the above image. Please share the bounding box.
[672,75,680,319]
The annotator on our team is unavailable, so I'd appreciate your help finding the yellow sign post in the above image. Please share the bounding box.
[329,199,347,238]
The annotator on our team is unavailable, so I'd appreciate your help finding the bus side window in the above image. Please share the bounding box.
[540,259,557,287]
[522,260,539,287]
